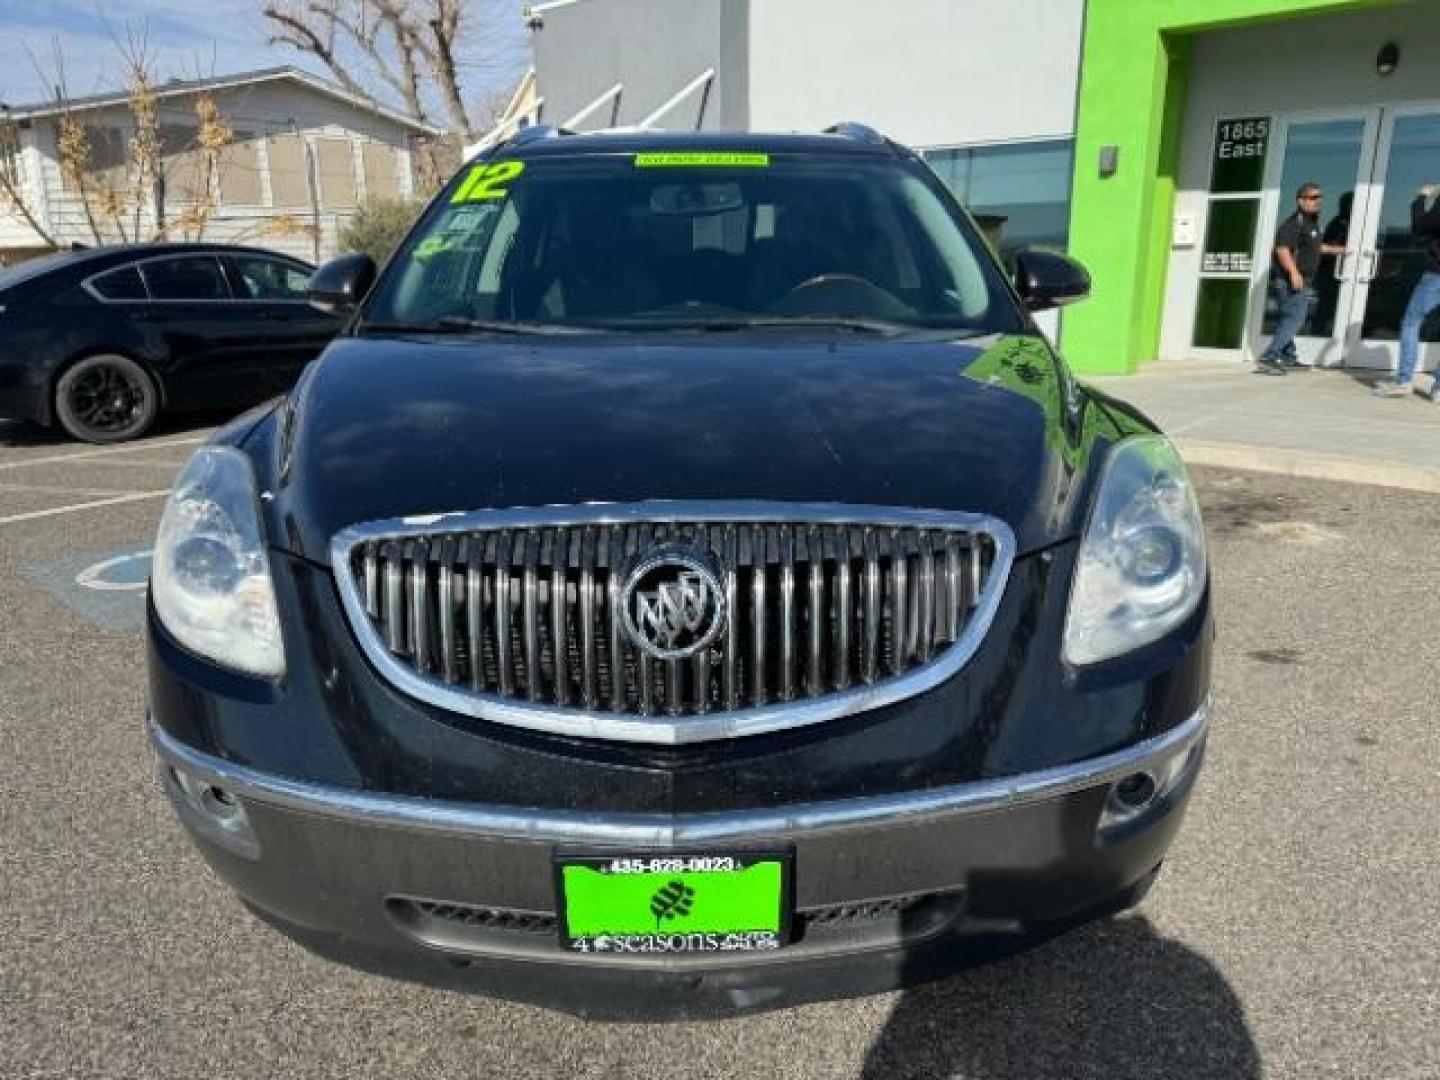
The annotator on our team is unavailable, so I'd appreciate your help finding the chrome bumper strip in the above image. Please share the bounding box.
[150,700,1209,846]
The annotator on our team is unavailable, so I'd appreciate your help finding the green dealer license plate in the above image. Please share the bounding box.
[554,851,792,955]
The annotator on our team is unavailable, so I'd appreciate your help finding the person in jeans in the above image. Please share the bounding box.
[1374,182,1440,399]
[1257,182,1346,376]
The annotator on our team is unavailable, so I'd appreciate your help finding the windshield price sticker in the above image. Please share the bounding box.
[634,152,771,168]
[451,160,526,203]
[555,850,792,954]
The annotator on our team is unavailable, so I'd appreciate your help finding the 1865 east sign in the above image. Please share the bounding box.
[1211,116,1270,194]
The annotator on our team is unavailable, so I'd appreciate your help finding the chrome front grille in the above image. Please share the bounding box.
[332,504,1013,744]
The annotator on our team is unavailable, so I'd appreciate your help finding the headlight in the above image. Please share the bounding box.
[1063,435,1207,666]
[151,446,284,677]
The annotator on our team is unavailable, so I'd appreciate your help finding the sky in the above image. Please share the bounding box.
[0,0,532,119]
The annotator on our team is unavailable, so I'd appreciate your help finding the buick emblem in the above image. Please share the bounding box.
[620,545,727,660]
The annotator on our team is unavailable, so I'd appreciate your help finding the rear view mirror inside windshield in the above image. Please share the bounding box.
[650,182,744,216]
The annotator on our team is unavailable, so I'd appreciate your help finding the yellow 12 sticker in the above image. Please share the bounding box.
[451,160,526,204]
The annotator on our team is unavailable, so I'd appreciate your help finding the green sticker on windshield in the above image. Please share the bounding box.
[634,152,770,168]
[452,160,526,203]
[413,236,456,259]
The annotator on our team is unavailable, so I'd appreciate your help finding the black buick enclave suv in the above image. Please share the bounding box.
[147,125,1212,1018]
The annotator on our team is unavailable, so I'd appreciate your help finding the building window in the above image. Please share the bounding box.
[362,141,401,200]
[160,124,208,205]
[267,134,310,208]
[315,137,358,209]
[218,132,263,206]
[75,126,127,193]
[921,139,1075,258]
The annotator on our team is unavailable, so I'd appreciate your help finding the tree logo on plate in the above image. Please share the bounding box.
[621,545,726,660]
[650,880,696,928]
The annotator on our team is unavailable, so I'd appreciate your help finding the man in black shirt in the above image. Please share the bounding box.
[1374,181,1440,399]
[1257,182,1345,375]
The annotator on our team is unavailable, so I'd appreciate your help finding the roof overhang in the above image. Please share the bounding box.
[2,67,441,136]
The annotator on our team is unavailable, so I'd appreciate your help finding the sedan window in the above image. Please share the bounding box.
[141,256,232,301]
[230,256,313,300]
[89,265,148,301]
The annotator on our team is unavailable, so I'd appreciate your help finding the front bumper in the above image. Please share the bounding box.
[152,701,1208,1016]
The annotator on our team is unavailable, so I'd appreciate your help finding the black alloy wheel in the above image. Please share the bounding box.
[54,354,160,444]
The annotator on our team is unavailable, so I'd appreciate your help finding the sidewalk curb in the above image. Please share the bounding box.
[1178,439,1440,494]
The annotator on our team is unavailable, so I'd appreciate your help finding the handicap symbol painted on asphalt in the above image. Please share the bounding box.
[22,544,154,631]
[75,550,153,592]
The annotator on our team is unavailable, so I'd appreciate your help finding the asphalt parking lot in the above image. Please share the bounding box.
[1,418,1437,1079]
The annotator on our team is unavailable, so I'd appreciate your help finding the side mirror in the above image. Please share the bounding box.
[307,253,377,315]
[1013,249,1091,311]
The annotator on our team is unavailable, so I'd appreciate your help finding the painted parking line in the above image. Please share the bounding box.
[0,482,153,497]
[0,435,205,471]
[0,490,169,526]
[54,458,195,468]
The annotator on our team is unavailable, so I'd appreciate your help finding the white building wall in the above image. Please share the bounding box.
[0,130,51,252]
[1159,2,1440,361]
[529,0,740,130]
[745,0,1084,147]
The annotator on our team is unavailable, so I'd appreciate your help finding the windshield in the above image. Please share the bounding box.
[362,151,1025,334]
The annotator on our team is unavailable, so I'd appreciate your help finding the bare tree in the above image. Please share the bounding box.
[262,0,483,139]
[27,41,112,246]
[111,26,164,239]
[176,93,234,241]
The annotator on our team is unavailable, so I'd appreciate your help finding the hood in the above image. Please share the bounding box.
[262,331,1120,562]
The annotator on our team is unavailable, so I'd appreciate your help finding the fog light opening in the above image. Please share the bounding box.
[1114,771,1157,810]
[198,784,242,823]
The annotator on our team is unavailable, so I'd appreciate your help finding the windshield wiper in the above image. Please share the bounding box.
[695,317,917,335]
[360,317,590,335]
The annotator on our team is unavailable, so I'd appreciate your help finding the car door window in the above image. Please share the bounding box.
[141,256,232,301]
[229,256,313,300]
[89,265,148,300]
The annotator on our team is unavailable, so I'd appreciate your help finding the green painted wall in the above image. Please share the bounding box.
[1063,0,1395,374]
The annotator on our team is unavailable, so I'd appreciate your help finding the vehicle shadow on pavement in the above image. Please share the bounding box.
[862,916,1259,1080]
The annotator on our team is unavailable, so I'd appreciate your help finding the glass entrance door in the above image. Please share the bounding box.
[1246,112,1377,367]
[1345,106,1440,373]
[1246,103,1440,372]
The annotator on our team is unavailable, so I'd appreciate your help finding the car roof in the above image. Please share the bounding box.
[0,243,312,287]
[494,128,901,160]
[71,242,312,267]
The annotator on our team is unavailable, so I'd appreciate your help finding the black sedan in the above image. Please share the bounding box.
[148,127,1212,1017]
[0,243,340,443]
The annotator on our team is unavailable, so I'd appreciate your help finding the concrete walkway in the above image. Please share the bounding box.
[1089,359,1440,493]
